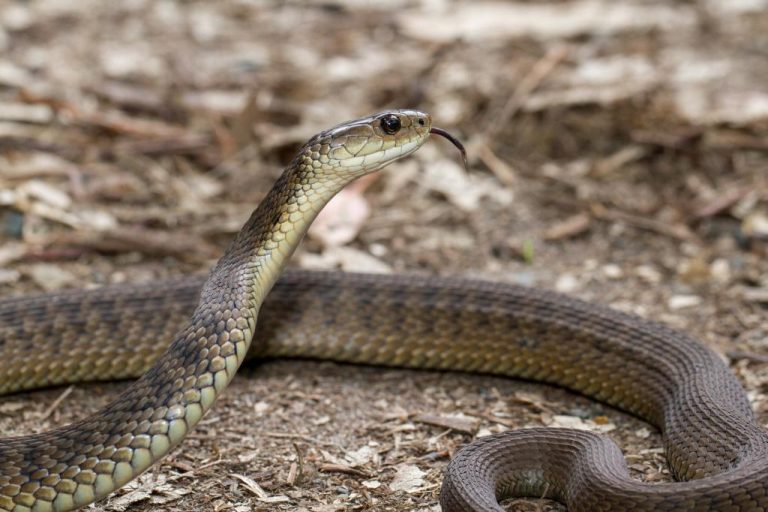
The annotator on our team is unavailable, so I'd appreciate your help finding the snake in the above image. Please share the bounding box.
[0,110,766,512]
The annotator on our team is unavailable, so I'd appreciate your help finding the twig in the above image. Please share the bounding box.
[727,351,768,364]
[318,463,373,478]
[230,473,268,499]
[263,431,350,453]
[166,458,226,481]
[535,191,697,242]
[483,45,571,141]
[287,442,303,486]
[40,385,75,420]
[477,143,518,186]
[113,135,211,156]
[50,227,219,263]
[690,185,751,220]
[589,203,697,242]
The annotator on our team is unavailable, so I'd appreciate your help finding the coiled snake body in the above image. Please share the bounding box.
[1,110,767,511]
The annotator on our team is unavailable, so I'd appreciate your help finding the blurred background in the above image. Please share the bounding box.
[0,1,766,510]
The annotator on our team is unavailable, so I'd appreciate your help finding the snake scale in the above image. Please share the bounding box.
[1,110,767,511]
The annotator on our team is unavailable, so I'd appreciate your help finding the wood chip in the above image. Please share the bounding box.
[0,102,53,123]
[543,212,591,240]
[40,385,75,420]
[230,474,290,503]
[741,287,768,304]
[591,145,647,176]
[412,413,480,434]
[691,185,750,220]
[50,227,219,263]
[318,464,372,478]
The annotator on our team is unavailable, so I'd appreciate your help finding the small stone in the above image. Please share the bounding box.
[710,258,731,283]
[743,212,768,238]
[668,295,702,310]
[602,264,623,279]
[27,264,77,291]
[1,4,34,31]
[0,268,20,284]
[362,480,381,489]
[369,243,387,257]
[312,415,331,426]
[555,273,579,293]
[547,415,587,430]
[635,427,651,439]
[476,428,494,438]
[253,401,270,416]
[635,265,662,284]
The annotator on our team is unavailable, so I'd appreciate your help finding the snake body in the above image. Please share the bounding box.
[1,110,767,511]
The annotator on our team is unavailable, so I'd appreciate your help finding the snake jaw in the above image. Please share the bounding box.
[314,111,468,175]
[310,109,435,176]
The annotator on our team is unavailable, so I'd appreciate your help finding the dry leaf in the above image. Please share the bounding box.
[389,464,426,493]
[298,246,391,274]
[310,176,375,247]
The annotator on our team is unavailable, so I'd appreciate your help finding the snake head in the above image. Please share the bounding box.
[302,109,466,177]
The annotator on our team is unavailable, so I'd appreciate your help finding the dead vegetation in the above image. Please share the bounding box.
[0,0,767,510]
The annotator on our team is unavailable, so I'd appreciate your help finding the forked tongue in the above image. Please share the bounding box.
[430,127,468,171]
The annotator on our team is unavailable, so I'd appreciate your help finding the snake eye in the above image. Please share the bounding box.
[380,114,401,135]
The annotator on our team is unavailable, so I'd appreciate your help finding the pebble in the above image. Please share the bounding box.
[635,264,662,283]
[0,268,20,284]
[555,273,580,293]
[667,295,702,310]
[743,212,768,238]
[635,427,651,439]
[27,264,77,291]
[547,414,588,429]
[602,263,623,279]
[369,243,388,257]
[253,401,270,416]
[710,258,731,283]
[1,4,34,31]
[476,428,494,438]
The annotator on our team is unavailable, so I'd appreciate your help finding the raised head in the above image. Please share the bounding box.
[299,109,467,177]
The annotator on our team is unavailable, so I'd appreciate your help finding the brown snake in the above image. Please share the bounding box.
[1,110,767,511]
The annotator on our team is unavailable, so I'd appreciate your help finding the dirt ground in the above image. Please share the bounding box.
[0,1,767,511]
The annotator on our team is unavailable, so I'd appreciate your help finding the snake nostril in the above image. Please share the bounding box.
[418,119,425,126]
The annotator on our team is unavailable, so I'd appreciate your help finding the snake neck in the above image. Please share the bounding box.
[205,153,350,307]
